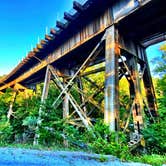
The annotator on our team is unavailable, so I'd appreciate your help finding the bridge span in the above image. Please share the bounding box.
[0,0,165,145]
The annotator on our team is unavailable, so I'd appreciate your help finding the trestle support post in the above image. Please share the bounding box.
[104,25,120,131]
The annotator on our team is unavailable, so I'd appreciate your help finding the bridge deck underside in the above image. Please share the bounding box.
[18,32,105,87]
[118,0,166,45]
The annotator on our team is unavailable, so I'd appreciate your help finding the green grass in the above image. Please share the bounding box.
[0,143,81,152]
[130,154,166,166]
[98,155,109,162]
[0,143,50,151]
[90,154,109,162]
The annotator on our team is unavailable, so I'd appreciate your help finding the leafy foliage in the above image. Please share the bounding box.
[22,116,37,129]
[85,120,130,159]
[143,83,166,154]
[0,116,13,144]
[153,43,166,75]
[143,46,166,154]
[131,154,166,166]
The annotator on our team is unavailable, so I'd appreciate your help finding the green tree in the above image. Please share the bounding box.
[154,43,166,75]
[155,43,166,95]
[143,42,166,154]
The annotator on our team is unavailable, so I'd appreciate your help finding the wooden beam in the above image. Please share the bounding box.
[63,78,69,147]
[79,86,104,111]
[40,40,47,45]
[14,83,27,91]
[73,1,84,12]
[64,12,74,22]
[56,21,66,30]
[83,76,102,89]
[49,65,92,130]
[80,66,105,77]
[128,56,144,133]
[37,44,43,49]
[41,66,51,102]
[33,48,39,53]
[50,28,57,35]
[63,78,69,118]
[68,77,104,111]
[7,90,18,120]
[77,77,87,114]
[104,26,119,131]
[28,51,35,58]
[52,33,105,107]
[34,66,51,145]
[45,34,53,41]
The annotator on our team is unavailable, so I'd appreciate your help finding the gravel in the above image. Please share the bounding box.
[0,147,151,166]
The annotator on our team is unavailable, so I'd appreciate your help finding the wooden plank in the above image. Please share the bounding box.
[63,78,69,118]
[41,66,51,102]
[73,1,84,12]
[7,91,18,120]
[34,66,51,145]
[64,12,74,22]
[50,28,56,35]
[45,34,53,41]
[56,21,66,30]
[76,77,87,114]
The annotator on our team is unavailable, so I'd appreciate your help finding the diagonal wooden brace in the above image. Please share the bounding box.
[49,65,92,130]
[52,33,106,107]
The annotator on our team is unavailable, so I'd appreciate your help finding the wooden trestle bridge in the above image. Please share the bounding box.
[0,0,166,146]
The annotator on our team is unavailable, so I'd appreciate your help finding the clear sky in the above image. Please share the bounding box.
[0,0,164,76]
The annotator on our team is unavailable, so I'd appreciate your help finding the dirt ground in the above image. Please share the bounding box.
[0,147,151,166]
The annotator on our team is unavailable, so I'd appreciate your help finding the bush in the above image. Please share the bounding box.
[0,116,13,144]
[132,154,166,166]
[22,116,37,130]
[143,99,166,154]
[82,120,130,160]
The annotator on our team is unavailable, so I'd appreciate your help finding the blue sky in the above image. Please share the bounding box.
[0,0,165,76]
